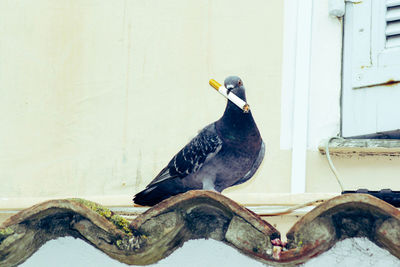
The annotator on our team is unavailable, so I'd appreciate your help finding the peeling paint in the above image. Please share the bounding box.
[319,139,400,157]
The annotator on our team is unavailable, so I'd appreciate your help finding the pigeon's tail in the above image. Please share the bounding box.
[133,183,185,206]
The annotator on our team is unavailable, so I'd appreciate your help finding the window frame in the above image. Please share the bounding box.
[342,0,400,137]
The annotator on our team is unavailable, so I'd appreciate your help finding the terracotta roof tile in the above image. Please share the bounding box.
[1,191,399,266]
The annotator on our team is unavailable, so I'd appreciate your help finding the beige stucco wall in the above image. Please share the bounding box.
[0,0,289,206]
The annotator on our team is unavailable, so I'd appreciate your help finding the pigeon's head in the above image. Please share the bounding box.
[224,76,246,101]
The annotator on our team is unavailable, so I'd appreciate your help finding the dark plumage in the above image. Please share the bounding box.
[133,76,265,206]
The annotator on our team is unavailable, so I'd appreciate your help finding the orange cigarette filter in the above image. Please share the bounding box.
[209,79,250,113]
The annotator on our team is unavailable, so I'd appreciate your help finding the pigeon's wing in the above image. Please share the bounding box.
[147,125,223,188]
[231,141,265,187]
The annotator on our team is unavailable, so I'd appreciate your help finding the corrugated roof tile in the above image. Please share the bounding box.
[1,191,400,266]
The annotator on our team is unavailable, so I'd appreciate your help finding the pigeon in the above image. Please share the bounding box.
[133,76,265,206]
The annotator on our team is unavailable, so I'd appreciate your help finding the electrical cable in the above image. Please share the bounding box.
[325,136,345,191]
[259,136,346,216]
[257,199,326,216]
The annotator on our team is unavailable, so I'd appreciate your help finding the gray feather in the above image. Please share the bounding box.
[146,124,222,188]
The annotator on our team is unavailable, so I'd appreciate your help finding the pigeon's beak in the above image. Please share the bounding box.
[209,79,250,113]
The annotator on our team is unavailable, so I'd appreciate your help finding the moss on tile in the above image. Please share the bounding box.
[0,227,14,237]
[69,198,131,234]
[110,214,131,235]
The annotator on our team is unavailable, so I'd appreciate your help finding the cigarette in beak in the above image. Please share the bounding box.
[209,79,250,113]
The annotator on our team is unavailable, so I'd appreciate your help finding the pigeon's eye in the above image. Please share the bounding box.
[238,80,243,86]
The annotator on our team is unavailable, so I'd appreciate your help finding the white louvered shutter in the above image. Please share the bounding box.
[342,0,400,137]
[386,0,400,48]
